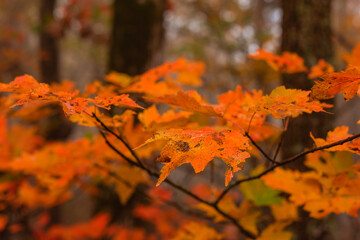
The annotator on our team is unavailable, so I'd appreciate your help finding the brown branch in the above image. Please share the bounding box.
[93,115,256,239]
[245,131,278,164]
[272,118,289,162]
[92,113,145,168]
[215,132,360,205]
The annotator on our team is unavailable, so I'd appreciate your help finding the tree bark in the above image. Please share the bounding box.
[280,1,334,239]
[102,0,165,225]
[109,0,165,75]
[40,0,59,83]
[281,0,334,159]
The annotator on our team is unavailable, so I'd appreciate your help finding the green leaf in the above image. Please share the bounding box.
[240,178,282,206]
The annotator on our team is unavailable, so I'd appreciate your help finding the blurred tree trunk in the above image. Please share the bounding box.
[281,0,334,159]
[280,1,333,239]
[108,0,165,74]
[100,0,165,224]
[40,0,59,83]
[39,0,72,141]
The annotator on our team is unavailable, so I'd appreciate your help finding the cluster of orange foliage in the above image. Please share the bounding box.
[1,43,360,239]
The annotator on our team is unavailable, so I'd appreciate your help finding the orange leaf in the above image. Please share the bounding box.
[311,66,360,101]
[249,49,307,74]
[343,42,360,67]
[310,126,360,154]
[147,90,222,116]
[138,105,192,131]
[139,128,250,186]
[125,58,204,96]
[256,86,331,119]
[171,221,224,240]
[308,59,334,79]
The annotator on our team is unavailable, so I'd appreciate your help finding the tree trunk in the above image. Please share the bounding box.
[281,0,334,159]
[101,0,165,225]
[109,0,165,74]
[280,1,334,239]
[40,0,59,83]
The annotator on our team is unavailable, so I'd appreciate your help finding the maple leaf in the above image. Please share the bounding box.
[46,213,110,239]
[239,165,282,206]
[255,86,331,119]
[196,196,261,235]
[125,58,204,96]
[310,126,360,154]
[147,90,222,116]
[249,49,307,74]
[311,66,360,101]
[105,71,132,88]
[139,128,251,186]
[343,42,360,66]
[171,221,224,240]
[270,199,299,222]
[138,105,192,131]
[257,221,293,240]
[308,59,334,79]
[0,75,142,126]
[217,86,277,141]
[262,152,360,219]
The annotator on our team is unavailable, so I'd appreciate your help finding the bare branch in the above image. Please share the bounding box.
[92,113,145,168]
[245,131,277,164]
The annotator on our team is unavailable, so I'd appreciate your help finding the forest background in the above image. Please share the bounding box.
[1,0,360,239]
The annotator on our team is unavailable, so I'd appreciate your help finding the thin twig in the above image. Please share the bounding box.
[92,113,145,168]
[247,112,256,134]
[245,131,277,164]
[214,132,360,204]
[272,118,289,162]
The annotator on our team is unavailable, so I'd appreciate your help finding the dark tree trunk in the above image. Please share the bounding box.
[109,0,165,75]
[100,0,165,225]
[39,0,72,141]
[280,1,334,239]
[281,0,334,159]
[40,0,59,83]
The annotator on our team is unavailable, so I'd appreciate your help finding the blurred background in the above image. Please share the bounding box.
[1,0,360,239]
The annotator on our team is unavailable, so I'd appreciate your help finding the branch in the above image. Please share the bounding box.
[272,118,288,162]
[92,113,145,168]
[215,132,360,204]
[93,115,256,239]
[245,131,277,164]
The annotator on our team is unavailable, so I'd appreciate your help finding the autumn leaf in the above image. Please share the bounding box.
[0,214,8,231]
[147,90,222,116]
[171,221,224,240]
[270,199,299,222]
[0,75,142,125]
[105,71,132,88]
[196,197,261,235]
[262,156,360,218]
[310,126,360,154]
[308,59,334,79]
[256,86,332,119]
[249,49,307,74]
[257,221,293,240]
[138,128,251,186]
[239,165,282,206]
[343,42,360,67]
[311,66,360,101]
[138,105,192,131]
[125,58,204,96]
[217,86,277,141]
